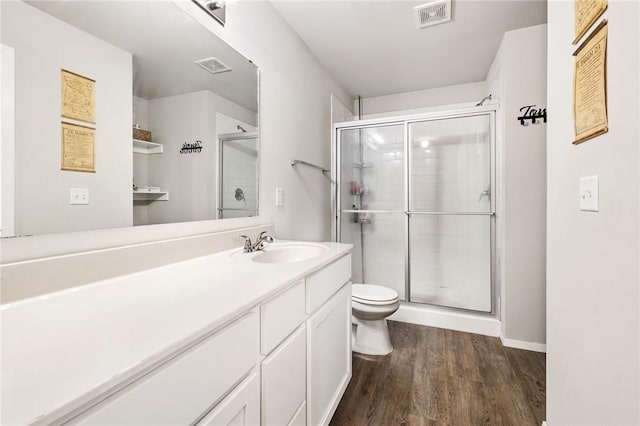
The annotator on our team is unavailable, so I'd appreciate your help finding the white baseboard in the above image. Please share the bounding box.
[500,334,547,353]
[389,303,501,337]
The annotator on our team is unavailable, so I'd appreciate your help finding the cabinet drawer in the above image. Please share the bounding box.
[262,325,306,426]
[75,312,259,425]
[261,281,305,354]
[197,371,259,426]
[306,254,351,314]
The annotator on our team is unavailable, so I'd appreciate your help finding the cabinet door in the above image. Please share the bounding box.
[307,284,351,426]
[197,372,259,426]
[262,325,306,426]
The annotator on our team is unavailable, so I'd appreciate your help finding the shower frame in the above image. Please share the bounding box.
[332,104,498,313]
[217,131,259,219]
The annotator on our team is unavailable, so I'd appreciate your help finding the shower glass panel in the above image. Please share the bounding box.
[339,212,405,299]
[408,115,492,312]
[409,214,491,311]
[409,116,491,213]
[218,134,258,219]
[338,125,405,299]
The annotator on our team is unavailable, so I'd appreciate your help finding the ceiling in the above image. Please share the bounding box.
[27,1,258,111]
[271,0,547,98]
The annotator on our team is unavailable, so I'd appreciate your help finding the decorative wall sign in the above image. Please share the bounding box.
[179,140,203,154]
[517,105,547,126]
[573,21,608,145]
[573,0,607,44]
[61,122,95,172]
[61,69,95,124]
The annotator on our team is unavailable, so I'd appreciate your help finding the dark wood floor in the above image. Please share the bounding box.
[331,321,545,426]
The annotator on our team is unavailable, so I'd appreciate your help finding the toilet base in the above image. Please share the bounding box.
[352,316,393,356]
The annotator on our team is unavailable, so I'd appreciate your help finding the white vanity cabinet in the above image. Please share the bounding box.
[56,252,351,426]
[258,253,352,426]
[73,312,260,425]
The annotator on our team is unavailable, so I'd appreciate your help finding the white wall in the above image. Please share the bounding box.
[1,1,133,235]
[216,112,256,135]
[486,24,547,349]
[357,81,486,119]
[146,91,212,224]
[1,45,16,237]
[133,96,150,225]
[546,1,640,424]
[131,90,257,226]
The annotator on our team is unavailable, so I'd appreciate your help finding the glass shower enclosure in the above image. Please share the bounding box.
[334,107,495,312]
[218,132,258,219]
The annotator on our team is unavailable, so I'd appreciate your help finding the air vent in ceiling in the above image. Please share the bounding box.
[414,0,452,29]
[195,57,231,75]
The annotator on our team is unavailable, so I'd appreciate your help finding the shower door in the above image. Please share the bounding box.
[335,110,494,312]
[337,124,406,300]
[218,132,258,219]
[408,114,493,312]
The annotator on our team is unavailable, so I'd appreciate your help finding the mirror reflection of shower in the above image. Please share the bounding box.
[218,131,258,219]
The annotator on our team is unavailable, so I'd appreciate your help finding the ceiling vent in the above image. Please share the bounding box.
[195,57,231,75]
[414,0,452,29]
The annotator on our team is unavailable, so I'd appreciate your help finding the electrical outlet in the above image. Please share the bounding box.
[70,188,89,205]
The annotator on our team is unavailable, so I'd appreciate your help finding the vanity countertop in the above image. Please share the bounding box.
[0,240,352,425]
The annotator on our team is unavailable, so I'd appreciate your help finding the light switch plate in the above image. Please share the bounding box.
[579,175,598,211]
[70,188,89,205]
[275,187,284,207]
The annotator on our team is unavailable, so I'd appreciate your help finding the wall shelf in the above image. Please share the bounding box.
[133,191,169,201]
[133,139,163,154]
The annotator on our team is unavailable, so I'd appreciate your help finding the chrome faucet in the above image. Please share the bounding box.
[239,231,274,253]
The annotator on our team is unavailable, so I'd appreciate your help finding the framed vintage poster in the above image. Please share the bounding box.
[61,69,95,124]
[61,122,95,172]
[573,21,608,145]
[573,0,607,44]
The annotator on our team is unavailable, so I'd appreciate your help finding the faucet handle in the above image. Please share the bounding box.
[257,231,274,243]
[239,235,252,250]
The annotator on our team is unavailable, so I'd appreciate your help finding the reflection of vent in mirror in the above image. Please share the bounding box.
[414,0,451,29]
[195,57,232,74]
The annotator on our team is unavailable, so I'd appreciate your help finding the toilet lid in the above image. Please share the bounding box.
[352,284,399,304]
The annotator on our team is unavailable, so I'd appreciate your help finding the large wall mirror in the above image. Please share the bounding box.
[0,0,259,237]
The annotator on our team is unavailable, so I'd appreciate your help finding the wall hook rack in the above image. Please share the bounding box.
[517,105,547,126]
[179,140,203,154]
[291,159,330,174]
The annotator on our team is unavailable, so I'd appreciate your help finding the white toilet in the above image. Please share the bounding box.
[351,284,400,356]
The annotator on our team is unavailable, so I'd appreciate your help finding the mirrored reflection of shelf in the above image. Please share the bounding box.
[133,139,163,154]
[133,190,169,201]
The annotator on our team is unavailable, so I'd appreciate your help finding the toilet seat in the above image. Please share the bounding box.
[352,284,398,306]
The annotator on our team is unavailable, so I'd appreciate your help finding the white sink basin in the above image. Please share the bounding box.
[251,244,328,264]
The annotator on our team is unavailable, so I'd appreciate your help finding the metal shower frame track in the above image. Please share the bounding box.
[331,104,498,314]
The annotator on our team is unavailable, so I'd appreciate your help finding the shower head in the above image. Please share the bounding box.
[476,94,492,106]
[237,125,247,132]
